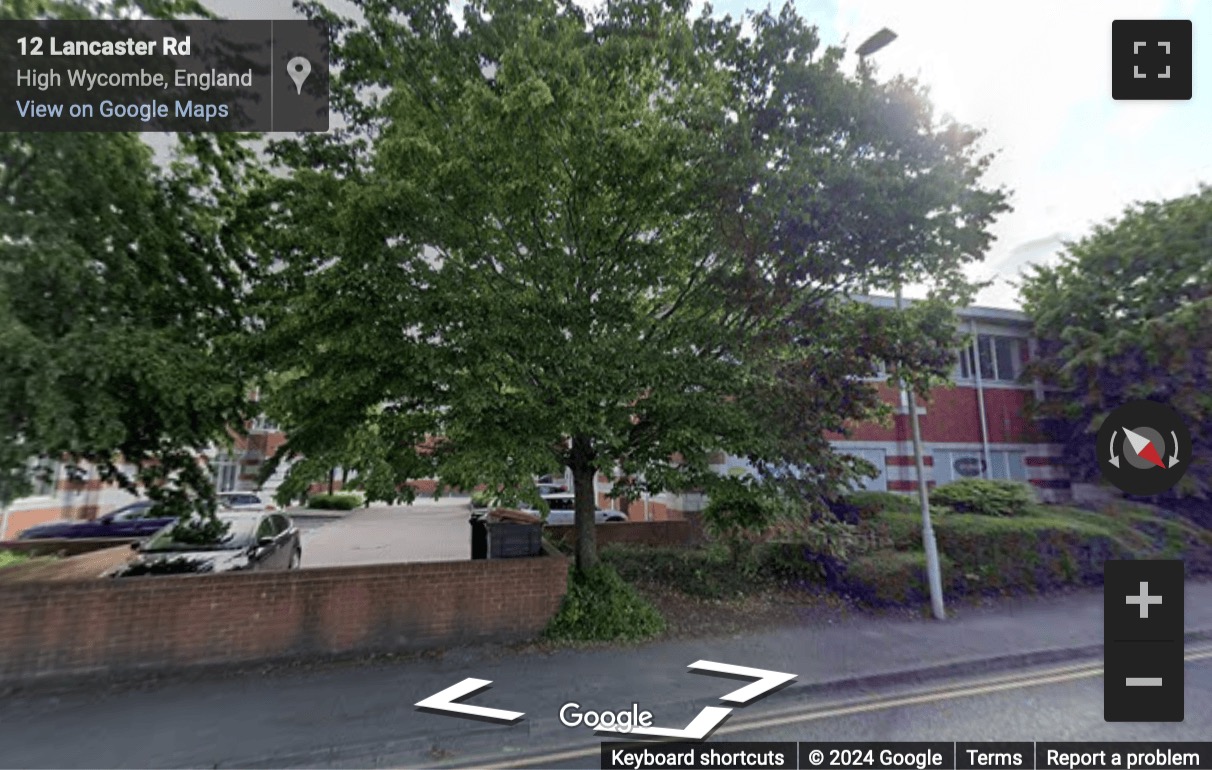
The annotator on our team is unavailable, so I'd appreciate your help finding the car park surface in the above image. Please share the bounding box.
[298,498,473,566]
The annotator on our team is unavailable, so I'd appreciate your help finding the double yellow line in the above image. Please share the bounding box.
[447,645,1212,770]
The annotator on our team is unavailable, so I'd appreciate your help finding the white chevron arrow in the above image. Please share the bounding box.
[688,660,798,704]
[414,678,524,723]
[595,706,732,740]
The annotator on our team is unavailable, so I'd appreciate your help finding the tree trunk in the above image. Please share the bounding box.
[328,468,335,495]
[570,434,599,571]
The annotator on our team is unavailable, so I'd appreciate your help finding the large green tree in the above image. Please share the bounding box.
[253,0,1007,569]
[0,0,264,533]
[1021,185,1212,499]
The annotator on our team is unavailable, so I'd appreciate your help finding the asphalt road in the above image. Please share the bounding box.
[2,649,1209,769]
[494,650,1212,770]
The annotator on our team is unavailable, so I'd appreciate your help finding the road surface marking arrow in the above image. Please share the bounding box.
[1124,427,1166,469]
[687,660,798,704]
[414,678,524,724]
[595,705,732,740]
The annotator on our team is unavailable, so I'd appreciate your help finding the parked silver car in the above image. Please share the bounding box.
[523,493,627,524]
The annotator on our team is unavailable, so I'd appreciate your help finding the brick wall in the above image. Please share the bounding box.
[0,537,138,557]
[0,555,569,684]
[545,519,704,549]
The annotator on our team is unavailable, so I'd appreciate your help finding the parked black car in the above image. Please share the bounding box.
[113,511,302,576]
[17,501,175,540]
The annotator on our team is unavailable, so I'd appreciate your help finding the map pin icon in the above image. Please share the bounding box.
[287,56,312,95]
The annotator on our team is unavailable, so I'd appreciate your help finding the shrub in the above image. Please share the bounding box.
[544,564,666,642]
[929,479,1036,517]
[843,550,954,606]
[307,493,361,511]
[932,511,1129,593]
[845,491,917,520]
[601,543,759,598]
[757,516,866,584]
[0,551,31,570]
[701,478,787,565]
[859,510,924,550]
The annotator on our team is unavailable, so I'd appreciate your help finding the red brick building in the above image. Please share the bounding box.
[598,298,1069,520]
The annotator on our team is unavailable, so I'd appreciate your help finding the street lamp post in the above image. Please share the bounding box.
[896,288,947,621]
[857,28,946,621]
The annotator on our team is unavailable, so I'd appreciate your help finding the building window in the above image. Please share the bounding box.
[938,449,1027,482]
[27,457,60,497]
[956,335,1027,383]
[860,360,888,381]
[211,454,239,492]
[250,415,279,433]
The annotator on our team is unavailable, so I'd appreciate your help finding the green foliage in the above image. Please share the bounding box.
[844,491,917,520]
[701,477,791,565]
[544,563,666,642]
[929,479,1036,516]
[842,504,1212,604]
[254,0,1009,573]
[307,493,361,511]
[1021,185,1212,496]
[602,543,763,599]
[861,510,926,550]
[845,550,955,606]
[0,550,30,570]
[0,0,261,536]
[262,420,426,508]
[758,513,870,583]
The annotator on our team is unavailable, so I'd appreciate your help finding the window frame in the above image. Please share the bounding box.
[955,334,1028,384]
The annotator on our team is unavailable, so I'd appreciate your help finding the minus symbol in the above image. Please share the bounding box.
[1125,677,1163,686]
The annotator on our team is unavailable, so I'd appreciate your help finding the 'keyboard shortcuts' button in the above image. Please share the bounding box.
[1104,560,1185,722]
[1112,20,1193,100]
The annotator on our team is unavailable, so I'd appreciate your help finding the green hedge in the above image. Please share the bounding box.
[928,479,1036,517]
[931,511,1129,593]
[839,504,1212,605]
[601,543,760,599]
[844,550,955,606]
[307,493,362,511]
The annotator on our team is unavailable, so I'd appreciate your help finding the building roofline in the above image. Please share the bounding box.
[851,294,1030,324]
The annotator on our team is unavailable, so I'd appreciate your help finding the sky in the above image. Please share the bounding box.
[208,0,1212,310]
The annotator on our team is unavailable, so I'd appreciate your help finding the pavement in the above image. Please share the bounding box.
[2,578,1211,768]
[294,497,472,568]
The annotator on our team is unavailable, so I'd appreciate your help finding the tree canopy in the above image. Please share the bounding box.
[1021,185,1212,498]
[0,0,261,531]
[251,0,1008,569]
